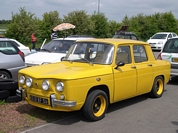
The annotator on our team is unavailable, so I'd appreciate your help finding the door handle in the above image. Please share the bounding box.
[131,66,136,69]
[148,64,152,66]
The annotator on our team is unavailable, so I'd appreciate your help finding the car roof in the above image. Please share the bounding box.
[53,37,94,41]
[155,32,176,34]
[76,38,148,46]
[0,38,11,41]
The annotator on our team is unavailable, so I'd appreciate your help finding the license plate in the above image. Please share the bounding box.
[173,58,178,62]
[30,95,48,105]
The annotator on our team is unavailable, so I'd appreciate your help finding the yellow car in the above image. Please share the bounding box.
[17,39,170,121]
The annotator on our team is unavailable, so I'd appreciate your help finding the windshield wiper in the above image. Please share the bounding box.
[40,49,50,52]
[79,58,94,65]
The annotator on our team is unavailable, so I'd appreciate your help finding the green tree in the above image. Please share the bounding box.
[5,7,39,45]
[40,11,62,40]
[108,20,121,37]
[90,12,110,38]
[63,10,94,37]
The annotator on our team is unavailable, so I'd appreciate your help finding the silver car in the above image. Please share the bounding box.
[0,38,26,79]
[157,37,178,77]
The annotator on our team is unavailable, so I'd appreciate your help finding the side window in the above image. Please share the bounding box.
[173,33,177,37]
[116,46,131,64]
[133,45,148,63]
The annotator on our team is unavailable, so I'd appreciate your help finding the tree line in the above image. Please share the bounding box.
[2,7,178,45]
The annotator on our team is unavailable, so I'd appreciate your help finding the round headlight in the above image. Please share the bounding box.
[56,82,64,92]
[26,77,32,87]
[19,75,25,84]
[42,80,50,91]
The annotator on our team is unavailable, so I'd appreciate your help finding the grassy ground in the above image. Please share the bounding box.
[0,100,74,133]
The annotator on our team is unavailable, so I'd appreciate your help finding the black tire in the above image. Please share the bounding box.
[83,90,108,121]
[0,90,10,100]
[6,95,22,103]
[149,76,164,98]
[0,71,11,79]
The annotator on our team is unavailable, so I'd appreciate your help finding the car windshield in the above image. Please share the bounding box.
[41,40,74,53]
[151,34,167,39]
[63,42,114,64]
[162,39,178,53]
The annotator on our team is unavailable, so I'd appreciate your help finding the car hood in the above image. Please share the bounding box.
[19,61,113,79]
[147,39,167,43]
[25,52,66,65]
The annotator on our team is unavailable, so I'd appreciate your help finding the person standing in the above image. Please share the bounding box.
[31,33,36,50]
[51,30,58,39]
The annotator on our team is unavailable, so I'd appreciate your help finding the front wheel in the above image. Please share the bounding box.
[83,90,108,121]
[149,76,164,98]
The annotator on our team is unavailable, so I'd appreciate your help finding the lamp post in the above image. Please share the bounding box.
[98,0,100,14]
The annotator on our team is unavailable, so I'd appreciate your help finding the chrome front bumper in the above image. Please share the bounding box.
[16,88,76,108]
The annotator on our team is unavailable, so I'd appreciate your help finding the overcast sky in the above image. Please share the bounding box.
[1,0,178,22]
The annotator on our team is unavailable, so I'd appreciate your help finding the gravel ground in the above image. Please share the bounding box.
[0,101,71,133]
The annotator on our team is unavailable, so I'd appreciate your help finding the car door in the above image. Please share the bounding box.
[133,45,154,95]
[113,45,137,101]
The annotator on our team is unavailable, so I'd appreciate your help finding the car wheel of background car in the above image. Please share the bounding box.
[0,90,10,100]
[149,76,164,98]
[0,71,11,79]
[83,90,108,121]
[6,95,22,103]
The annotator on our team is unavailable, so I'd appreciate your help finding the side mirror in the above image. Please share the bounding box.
[61,56,65,61]
[115,61,125,69]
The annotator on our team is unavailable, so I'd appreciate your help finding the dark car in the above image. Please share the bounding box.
[112,26,139,40]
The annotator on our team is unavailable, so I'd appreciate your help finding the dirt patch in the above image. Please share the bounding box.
[0,101,72,133]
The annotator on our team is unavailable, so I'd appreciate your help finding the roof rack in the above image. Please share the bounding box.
[116,26,129,32]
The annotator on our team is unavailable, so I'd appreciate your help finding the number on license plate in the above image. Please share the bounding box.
[30,95,48,105]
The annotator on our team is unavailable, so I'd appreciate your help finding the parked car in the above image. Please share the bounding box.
[157,37,178,77]
[147,32,177,51]
[0,38,31,56]
[112,26,139,40]
[17,38,170,121]
[0,38,26,80]
[25,37,94,67]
